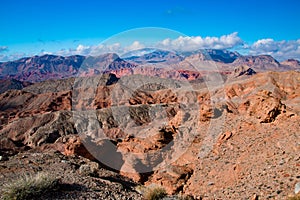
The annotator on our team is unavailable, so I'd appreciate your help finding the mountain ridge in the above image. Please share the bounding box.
[0,50,299,83]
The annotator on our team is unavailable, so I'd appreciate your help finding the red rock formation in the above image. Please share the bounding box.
[0,70,300,199]
[63,135,96,161]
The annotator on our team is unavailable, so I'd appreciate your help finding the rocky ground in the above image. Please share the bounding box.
[0,150,142,199]
[0,70,300,199]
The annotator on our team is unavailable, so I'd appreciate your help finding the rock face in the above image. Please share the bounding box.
[63,135,96,161]
[0,64,300,199]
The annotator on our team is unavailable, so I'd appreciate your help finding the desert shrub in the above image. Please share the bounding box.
[288,194,300,200]
[1,172,59,200]
[143,186,167,200]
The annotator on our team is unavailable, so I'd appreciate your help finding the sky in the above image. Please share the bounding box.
[0,0,299,61]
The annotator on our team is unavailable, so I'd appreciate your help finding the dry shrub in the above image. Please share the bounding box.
[1,172,59,200]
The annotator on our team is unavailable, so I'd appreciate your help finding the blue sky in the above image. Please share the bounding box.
[0,0,299,61]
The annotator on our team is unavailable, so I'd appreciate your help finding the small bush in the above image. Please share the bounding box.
[288,194,300,200]
[143,186,167,200]
[1,172,59,200]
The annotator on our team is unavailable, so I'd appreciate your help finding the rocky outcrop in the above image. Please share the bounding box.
[231,65,256,77]
[63,135,96,161]
[239,90,285,123]
[145,165,194,194]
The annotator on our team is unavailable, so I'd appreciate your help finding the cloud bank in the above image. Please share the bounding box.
[249,38,300,61]
[54,33,244,57]
[1,33,300,62]
[157,32,243,51]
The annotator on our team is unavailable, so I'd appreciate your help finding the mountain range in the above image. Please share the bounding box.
[0,49,299,85]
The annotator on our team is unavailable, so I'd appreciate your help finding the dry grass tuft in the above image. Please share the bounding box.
[1,172,60,200]
[143,185,167,200]
[288,194,300,200]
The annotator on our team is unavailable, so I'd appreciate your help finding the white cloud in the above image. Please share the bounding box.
[56,43,123,57]
[1,32,300,62]
[124,41,145,52]
[249,39,300,61]
[76,44,91,55]
[156,32,243,51]
[0,33,246,61]
[56,33,243,58]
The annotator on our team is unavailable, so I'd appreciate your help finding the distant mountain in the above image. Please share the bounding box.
[0,54,85,82]
[123,48,240,65]
[123,49,184,64]
[232,55,283,71]
[79,53,136,76]
[0,50,299,83]
[181,49,241,63]
[206,49,241,63]
[280,59,300,69]
[0,53,135,82]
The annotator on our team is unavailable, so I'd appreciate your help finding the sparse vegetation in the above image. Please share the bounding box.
[288,194,300,200]
[1,172,60,200]
[143,185,167,200]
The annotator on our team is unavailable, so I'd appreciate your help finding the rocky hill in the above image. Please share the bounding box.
[0,79,30,93]
[0,67,300,199]
[0,54,85,82]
